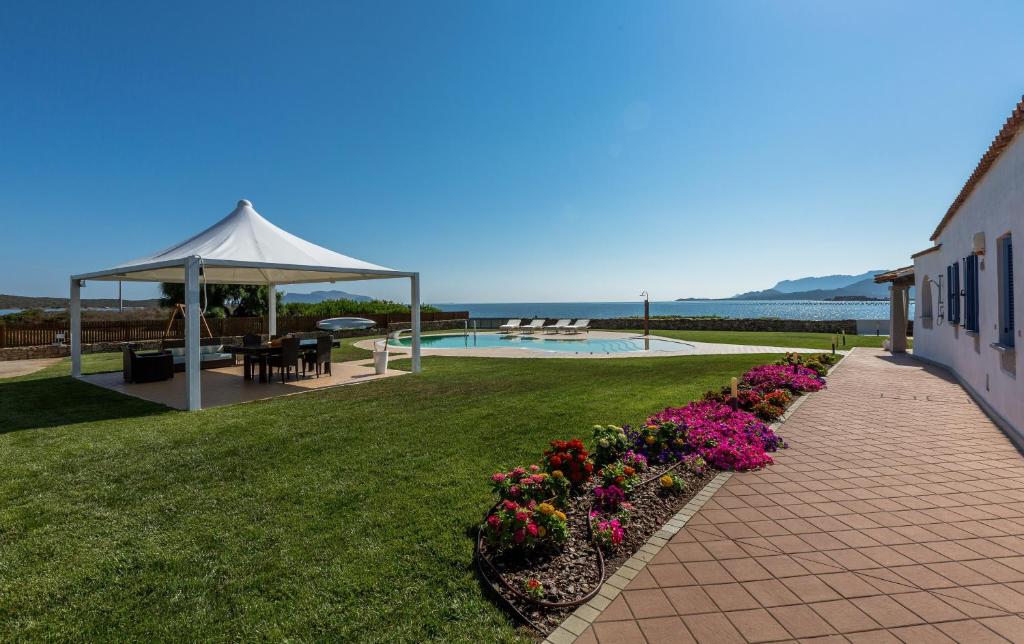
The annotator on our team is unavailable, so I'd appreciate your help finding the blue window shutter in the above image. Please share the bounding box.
[947,265,954,322]
[953,261,961,325]
[1009,239,1016,337]
[965,254,979,332]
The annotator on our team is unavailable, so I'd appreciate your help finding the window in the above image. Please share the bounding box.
[999,235,1015,347]
[964,254,980,332]
[947,262,961,324]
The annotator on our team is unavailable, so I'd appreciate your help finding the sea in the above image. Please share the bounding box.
[435,300,906,321]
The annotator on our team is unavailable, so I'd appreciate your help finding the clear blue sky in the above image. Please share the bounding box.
[2,1,1023,304]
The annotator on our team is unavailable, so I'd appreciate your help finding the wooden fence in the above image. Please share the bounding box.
[0,311,469,348]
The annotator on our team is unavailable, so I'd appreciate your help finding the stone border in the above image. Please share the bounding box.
[541,353,842,643]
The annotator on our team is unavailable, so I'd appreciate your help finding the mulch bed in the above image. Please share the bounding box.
[476,462,719,636]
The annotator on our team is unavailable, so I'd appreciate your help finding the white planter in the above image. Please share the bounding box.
[374,348,389,374]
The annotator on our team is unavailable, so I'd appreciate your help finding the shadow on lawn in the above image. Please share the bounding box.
[0,372,168,434]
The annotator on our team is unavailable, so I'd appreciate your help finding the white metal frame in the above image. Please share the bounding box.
[70,259,422,411]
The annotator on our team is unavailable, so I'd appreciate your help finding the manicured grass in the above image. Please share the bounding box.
[0,352,784,641]
[605,328,899,350]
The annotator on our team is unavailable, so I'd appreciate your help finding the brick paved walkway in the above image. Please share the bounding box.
[577,349,1024,643]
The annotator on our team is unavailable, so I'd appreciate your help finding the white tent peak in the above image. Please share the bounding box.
[76,200,404,284]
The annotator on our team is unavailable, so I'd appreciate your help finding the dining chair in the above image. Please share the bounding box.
[314,335,332,377]
[268,337,301,383]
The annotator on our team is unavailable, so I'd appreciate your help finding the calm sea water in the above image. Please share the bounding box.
[436,300,907,321]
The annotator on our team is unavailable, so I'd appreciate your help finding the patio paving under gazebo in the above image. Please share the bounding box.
[81,359,408,410]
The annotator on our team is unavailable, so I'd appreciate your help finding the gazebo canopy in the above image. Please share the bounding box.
[73,199,410,284]
[70,199,421,410]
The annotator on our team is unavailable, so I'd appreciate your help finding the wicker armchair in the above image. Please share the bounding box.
[122,345,174,383]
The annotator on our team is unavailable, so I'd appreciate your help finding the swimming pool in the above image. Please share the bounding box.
[387,333,692,354]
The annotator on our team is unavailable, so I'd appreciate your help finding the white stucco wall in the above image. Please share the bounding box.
[913,126,1023,434]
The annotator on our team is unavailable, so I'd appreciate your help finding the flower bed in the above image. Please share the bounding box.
[475,355,830,635]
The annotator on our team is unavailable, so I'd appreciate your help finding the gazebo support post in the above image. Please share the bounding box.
[184,257,202,410]
[889,284,908,353]
[70,278,82,378]
[268,284,277,337]
[411,273,421,373]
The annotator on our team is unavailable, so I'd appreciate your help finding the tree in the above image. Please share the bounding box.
[159,283,279,317]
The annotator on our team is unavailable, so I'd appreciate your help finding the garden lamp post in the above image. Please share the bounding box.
[640,290,649,336]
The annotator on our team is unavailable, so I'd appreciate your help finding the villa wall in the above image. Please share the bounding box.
[913,127,1023,435]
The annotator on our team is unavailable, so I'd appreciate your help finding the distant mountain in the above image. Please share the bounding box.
[728,270,892,301]
[280,290,371,304]
[771,270,887,293]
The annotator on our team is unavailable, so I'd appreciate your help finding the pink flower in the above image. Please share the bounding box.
[527,522,539,537]
[529,464,540,472]
[513,528,526,543]
[487,514,501,528]
[491,472,506,482]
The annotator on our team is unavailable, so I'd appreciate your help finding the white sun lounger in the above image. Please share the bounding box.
[545,319,571,334]
[564,319,590,334]
[519,319,546,334]
[498,319,522,333]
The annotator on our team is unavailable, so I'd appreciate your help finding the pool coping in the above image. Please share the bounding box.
[354,330,846,360]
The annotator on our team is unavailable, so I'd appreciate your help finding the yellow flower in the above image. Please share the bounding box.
[673,438,684,446]
[538,502,555,516]
[645,435,657,445]
[538,526,547,537]
[659,475,674,488]
[552,470,564,479]
[554,511,567,522]
[536,472,548,479]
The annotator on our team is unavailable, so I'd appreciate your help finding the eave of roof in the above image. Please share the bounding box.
[874,266,914,284]
[911,244,942,259]
[931,96,1024,241]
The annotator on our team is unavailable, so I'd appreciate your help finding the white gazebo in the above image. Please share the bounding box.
[70,199,421,410]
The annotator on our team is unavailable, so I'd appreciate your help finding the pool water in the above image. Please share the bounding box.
[388,333,692,354]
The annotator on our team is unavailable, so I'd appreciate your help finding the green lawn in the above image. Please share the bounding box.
[605,328,898,350]
[0,351,786,642]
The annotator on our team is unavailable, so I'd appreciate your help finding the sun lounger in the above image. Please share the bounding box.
[545,319,571,334]
[564,319,590,334]
[519,319,546,334]
[498,319,522,333]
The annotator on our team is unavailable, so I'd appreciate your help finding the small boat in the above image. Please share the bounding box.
[316,317,377,331]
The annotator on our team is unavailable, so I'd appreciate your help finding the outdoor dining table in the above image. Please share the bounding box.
[227,338,334,384]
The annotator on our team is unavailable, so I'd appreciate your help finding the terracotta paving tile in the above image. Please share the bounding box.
[809,598,881,633]
[680,612,746,644]
[648,564,698,588]
[887,624,957,643]
[928,586,1008,619]
[743,579,802,607]
[636,616,695,643]
[576,625,599,644]
[595,594,633,621]
[662,586,719,615]
[979,615,1024,642]
[925,561,995,586]
[720,557,773,582]
[626,568,660,590]
[702,540,748,560]
[704,583,760,611]
[592,619,647,644]
[967,583,1024,612]
[771,604,836,638]
[683,561,734,585]
[668,543,715,563]
[845,629,902,643]
[935,619,1008,643]
[889,591,967,622]
[781,575,843,603]
[818,572,882,599]
[623,588,677,619]
[888,565,956,590]
[850,595,924,628]
[725,608,791,643]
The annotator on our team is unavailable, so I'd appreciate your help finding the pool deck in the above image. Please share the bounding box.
[356,331,841,359]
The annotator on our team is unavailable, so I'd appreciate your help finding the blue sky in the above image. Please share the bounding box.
[2,1,1023,304]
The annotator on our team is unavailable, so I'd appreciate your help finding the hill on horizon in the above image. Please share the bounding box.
[280,290,371,304]
[729,270,891,301]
